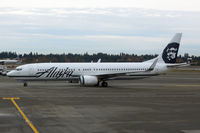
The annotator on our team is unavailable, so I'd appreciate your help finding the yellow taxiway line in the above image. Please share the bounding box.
[164,84,200,87]
[175,85,200,87]
[2,97,39,133]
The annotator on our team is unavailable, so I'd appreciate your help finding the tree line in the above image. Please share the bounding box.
[0,51,199,65]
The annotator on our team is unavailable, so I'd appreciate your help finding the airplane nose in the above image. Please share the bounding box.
[7,71,14,77]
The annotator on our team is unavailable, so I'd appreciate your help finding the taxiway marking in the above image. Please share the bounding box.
[2,97,39,133]
[175,85,200,87]
[164,84,200,87]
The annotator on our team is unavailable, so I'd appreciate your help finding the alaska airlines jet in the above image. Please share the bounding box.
[7,33,187,87]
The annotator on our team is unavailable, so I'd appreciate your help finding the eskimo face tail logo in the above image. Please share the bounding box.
[162,43,180,63]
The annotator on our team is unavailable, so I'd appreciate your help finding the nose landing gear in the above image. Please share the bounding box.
[23,82,28,87]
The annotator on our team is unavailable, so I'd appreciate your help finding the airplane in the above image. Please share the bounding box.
[7,33,188,87]
[0,55,22,75]
[0,58,22,65]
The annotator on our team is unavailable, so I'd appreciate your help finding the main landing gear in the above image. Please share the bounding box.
[101,81,108,87]
[23,82,28,87]
[95,81,108,87]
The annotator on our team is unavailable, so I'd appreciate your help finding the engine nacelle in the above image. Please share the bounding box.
[80,75,98,86]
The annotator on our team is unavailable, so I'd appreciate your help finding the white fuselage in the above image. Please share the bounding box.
[7,62,168,81]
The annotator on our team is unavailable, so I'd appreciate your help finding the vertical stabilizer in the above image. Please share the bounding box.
[161,33,182,63]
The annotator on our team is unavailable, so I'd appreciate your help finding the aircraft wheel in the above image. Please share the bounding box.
[101,81,108,87]
[24,82,28,87]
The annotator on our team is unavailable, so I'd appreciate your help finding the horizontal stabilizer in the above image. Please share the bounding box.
[167,62,190,68]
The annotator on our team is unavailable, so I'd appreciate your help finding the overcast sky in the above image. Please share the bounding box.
[0,0,200,55]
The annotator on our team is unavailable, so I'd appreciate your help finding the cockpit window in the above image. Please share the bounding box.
[16,68,22,71]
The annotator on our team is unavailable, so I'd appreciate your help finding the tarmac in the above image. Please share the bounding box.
[0,71,200,133]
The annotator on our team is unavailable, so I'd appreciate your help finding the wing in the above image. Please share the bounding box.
[95,58,158,80]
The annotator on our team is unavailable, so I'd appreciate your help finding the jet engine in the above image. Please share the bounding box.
[80,75,98,86]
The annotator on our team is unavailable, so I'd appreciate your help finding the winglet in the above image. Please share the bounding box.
[97,59,101,63]
[148,58,158,71]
